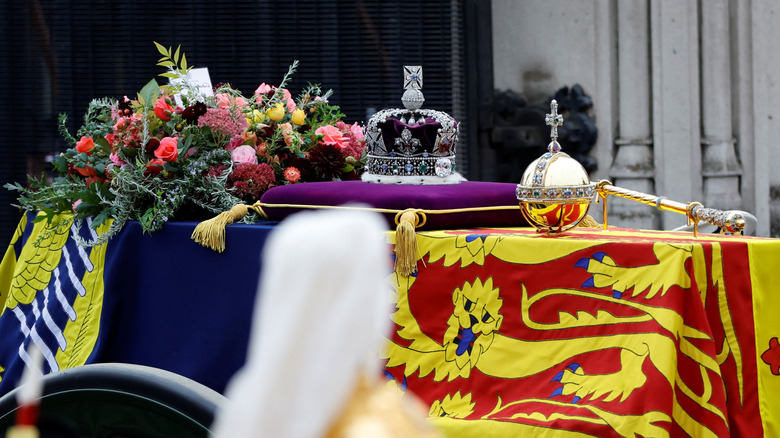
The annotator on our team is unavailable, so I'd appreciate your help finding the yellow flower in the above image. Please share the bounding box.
[249,110,265,123]
[267,103,285,122]
[291,108,306,125]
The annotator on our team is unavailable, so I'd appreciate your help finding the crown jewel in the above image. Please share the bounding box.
[361,66,463,184]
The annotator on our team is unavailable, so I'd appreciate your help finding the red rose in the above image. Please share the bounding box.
[154,96,173,121]
[145,158,166,176]
[75,136,95,155]
[154,137,178,162]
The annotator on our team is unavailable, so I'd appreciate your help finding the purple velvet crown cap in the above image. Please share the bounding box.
[378,117,442,153]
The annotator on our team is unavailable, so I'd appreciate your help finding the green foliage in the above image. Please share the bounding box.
[138,79,160,108]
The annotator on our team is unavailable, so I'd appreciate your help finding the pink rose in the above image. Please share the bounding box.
[281,88,296,112]
[216,93,249,111]
[254,83,296,111]
[255,83,273,98]
[348,122,365,143]
[231,145,258,164]
[315,125,348,149]
[109,152,127,167]
[226,137,245,152]
[154,137,178,162]
[154,97,173,121]
[75,136,95,155]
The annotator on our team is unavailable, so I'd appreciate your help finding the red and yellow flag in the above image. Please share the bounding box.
[384,227,780,437]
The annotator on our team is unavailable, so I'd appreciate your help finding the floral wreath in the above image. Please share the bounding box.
[7,42,366,246]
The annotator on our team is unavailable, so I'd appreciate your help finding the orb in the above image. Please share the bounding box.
[516,146,596,233]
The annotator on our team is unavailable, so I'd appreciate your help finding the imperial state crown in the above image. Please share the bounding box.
[361,66,463,184]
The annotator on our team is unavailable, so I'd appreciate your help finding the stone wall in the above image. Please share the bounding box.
[492,0,780,236]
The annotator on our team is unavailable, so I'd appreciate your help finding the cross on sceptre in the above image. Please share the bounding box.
[545,99,564,141]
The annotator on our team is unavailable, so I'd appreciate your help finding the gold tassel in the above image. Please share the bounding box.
[577,214,601,229]
[191,204,250,252]
[395,209,425,277]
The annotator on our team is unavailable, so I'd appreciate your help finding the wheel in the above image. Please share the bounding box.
[0,363,226,438]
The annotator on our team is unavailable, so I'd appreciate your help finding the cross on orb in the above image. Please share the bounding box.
[545,99,564,141]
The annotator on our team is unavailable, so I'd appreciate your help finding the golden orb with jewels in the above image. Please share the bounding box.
[515,100,596,233]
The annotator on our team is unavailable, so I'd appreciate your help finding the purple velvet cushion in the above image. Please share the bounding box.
[259,180,527,230]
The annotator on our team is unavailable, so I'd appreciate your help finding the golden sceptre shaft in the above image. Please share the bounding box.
[595,180,746,237]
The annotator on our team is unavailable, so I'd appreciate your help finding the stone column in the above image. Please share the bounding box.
[608,0,657,229]
[701,0,742,210]
[734,0,775,236]
[651,0,701,230]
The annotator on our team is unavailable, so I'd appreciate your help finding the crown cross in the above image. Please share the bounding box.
[403,66,423,90]
[545,99,564,141]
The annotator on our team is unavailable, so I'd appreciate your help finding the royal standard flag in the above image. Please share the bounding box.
[383,227,780,437]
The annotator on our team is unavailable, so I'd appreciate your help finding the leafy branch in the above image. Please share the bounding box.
[154,41,190,77]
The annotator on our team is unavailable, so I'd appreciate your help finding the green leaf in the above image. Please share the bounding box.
[157,61,175,68]
[139,79,159,108]
[34,209,54,223]
[154,41,168,57]
[53,154,68,171]
[181,54,187,71]
[159,72,179,79]
[92,209,111,229]
[173,45,180,65]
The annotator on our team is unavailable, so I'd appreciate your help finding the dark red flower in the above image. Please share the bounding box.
[206,164,229,179]
[287,157,315,182]
[144,158,166,176]
[181,102,208,124]
[308,143,345,180]
[227,162,276,202]
[144,138,160,155]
